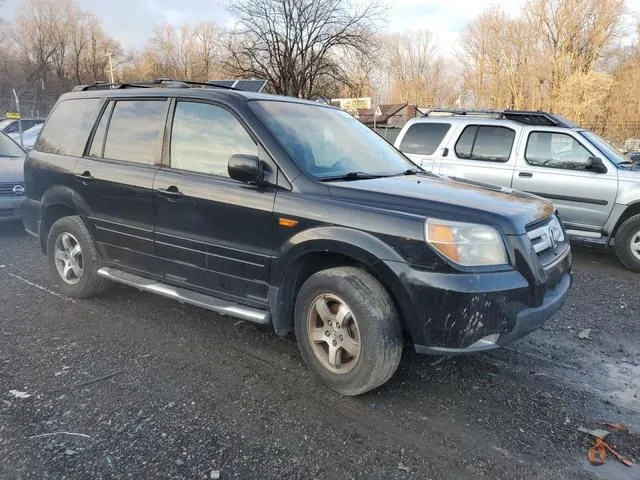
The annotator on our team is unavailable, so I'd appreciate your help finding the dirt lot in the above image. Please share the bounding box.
[1,222,639,479]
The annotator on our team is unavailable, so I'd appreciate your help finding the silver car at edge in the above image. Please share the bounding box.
[394,110,640,272]
[0,132,26,223]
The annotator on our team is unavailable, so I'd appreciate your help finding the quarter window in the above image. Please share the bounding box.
[36,99,101,156]
[103,100,167,165]
[170,101,257,177]
[454,125,515,162]
[525,132,592,170]
[399,123,451,155]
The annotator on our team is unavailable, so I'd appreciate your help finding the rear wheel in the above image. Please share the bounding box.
[294,267,402,396]
[614,214,640,272]
[47,216,108,298]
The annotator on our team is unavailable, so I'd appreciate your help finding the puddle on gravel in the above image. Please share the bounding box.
[580,458,640,480]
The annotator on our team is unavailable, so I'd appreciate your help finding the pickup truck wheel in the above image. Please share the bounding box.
[47,215,108,298]
[294,267,402,396]
[614,214,640,272]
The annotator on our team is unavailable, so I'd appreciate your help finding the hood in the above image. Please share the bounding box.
[618,165,640,180]
[0,156,25,183]
[327,174,554,235]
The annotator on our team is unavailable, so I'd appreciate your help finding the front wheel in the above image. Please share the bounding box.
[294,267,403,396]
[47,215,108,298]
[614,214,640,272]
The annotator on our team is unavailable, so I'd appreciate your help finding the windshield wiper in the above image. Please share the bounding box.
[395,168,421,176]
[618,161,635,165]
[318,171,386,182]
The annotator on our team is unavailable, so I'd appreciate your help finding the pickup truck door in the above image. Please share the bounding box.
[511,128,617,230]
[395,121,452,172]
[437,123,519,187]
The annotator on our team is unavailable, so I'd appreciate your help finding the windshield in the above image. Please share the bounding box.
[0,133,25,157]
[580,130,628,166]
[251,100,416,179]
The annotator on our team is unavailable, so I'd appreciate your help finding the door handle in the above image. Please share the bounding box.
[157,186,183,200]
[519,172,533,178]
[75,171,94,182]
[442,147,449,157]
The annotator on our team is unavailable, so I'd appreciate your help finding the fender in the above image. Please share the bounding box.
[38,185,93,251]
[269,226,414,336]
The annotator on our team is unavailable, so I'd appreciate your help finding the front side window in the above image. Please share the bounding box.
[0,133,25,157]
[454,125,515,162]
[250,101,415,179]
[103,100,166,165]
[525,132,592,170]
[399,123,451,155]
[36,99,101,156]
[170,102,257,177]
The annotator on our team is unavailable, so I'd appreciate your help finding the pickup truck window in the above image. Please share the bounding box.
[525,131,592,171]
[170,101,257,177]
[37,99,100,156]
[103,100,166,165]
[251,100,415,179]
[399,123,450,155]
[454,125,514,162]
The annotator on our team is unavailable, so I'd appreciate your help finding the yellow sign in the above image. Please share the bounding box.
[331,97,372,112]
[5,112,20,120]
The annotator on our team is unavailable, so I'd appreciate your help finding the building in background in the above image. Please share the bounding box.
[355,103,418,143]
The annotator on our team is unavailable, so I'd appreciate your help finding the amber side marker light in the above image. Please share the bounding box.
[279,217,299,228]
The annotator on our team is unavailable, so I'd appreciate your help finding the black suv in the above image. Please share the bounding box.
[22,80,572,395]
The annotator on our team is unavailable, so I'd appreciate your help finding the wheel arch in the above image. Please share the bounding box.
[269,227,412,337]
[39,185,91,253]
[611,201,640,238]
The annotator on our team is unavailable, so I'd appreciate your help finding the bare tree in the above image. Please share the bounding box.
[225,0,385,98]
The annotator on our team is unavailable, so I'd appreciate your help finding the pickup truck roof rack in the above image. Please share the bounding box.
[422,109,576,128]
[72,78,267,93]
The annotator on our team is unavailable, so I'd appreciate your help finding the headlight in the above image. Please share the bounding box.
[425,218,508,267]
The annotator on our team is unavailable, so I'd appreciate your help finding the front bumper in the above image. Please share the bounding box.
[0,196,24,222]
[385,246,572,354]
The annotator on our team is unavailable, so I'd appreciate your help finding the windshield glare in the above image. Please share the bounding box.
[0,133,25,157]
[580,130,628,166]
[251,101,415,179]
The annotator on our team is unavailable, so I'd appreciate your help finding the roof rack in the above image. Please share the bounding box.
[72,78,267,93]
[422,109,575,128]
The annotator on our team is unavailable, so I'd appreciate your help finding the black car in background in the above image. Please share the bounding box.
[0,131,26,223]
[21,80,572,395]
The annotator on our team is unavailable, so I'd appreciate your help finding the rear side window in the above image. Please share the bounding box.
[103,100,167,165]
[399,123,450,155]
[454,125,515,162]
[36,99,101,155]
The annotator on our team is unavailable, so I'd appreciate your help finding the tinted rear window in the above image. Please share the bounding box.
[103,100,166,165]
[37,99,101,156]
[399,123,450,155]
[455,125,515,162]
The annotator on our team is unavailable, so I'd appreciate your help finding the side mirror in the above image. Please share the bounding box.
[228,154,264,184]
[586,156,607,174]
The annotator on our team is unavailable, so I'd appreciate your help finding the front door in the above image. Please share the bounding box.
[512,129,617,230]
[153,99,276,307]
[75,98,168,273]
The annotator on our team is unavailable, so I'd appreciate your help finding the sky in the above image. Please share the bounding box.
[0,0,638,56]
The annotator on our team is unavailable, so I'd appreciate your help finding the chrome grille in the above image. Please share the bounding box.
[0,182,24,196]
[527,216,565,255]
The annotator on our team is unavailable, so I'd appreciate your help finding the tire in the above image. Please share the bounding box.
[294,267,403,396]
[46,215,108,298]
[614,214,640,272]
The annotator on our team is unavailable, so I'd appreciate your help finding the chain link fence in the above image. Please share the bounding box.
[0,93,58,122]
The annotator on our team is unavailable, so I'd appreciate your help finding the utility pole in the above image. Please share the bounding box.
[105,53,115,84]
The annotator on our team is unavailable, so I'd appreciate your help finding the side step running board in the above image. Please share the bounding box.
[97,267,271,325]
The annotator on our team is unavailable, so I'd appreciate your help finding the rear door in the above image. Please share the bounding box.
[74,98,168,273]
[395,121,451,172]
[152,99,276,307]
[438,123,519,187]
[512,128,617,229]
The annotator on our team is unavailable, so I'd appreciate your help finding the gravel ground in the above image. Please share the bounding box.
[1,222,639,480]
